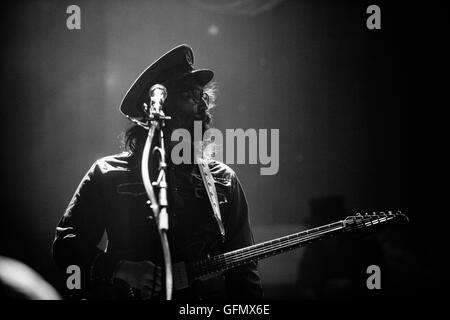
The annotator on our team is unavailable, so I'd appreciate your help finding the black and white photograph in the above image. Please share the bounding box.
[0,0,434,312]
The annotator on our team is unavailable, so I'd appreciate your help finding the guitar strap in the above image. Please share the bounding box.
[197,158,226,242]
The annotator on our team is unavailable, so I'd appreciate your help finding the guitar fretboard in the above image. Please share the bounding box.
[191,220,346,278]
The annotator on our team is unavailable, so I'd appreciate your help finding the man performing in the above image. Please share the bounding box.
[52,44,263,300]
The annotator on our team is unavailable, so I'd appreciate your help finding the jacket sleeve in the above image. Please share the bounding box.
[52,161,119,292]
[223,173,264,299]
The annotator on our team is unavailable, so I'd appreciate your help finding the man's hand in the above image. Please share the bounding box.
[113,260,162,299]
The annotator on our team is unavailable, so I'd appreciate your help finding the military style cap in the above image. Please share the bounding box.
[120,44,214,119]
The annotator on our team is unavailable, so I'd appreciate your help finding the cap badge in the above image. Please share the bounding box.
[185,49,194,66]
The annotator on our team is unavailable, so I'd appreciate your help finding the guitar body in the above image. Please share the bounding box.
[83,274,225,300]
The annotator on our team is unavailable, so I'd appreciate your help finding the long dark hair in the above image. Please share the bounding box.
[121,81,218,156]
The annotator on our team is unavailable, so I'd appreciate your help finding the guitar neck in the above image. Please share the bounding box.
[190,220,346,279]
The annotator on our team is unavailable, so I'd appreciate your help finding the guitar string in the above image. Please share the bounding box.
[196,227,342,276]
[196,223,341,270]
[199,216,396,275]
[192,215,398,277]
[194,224,344,276]
[216,220,344,260]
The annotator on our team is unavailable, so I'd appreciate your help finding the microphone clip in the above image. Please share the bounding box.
[143,102,172,121]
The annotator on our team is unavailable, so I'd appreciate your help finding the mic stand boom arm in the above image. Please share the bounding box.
[140,110,173,300]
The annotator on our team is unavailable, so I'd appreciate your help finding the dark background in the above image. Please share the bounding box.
[0,0,434,299]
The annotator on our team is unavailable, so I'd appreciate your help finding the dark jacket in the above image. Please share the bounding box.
[52,152,263,300]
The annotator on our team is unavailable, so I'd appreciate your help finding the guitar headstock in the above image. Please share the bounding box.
[343,210,409,232]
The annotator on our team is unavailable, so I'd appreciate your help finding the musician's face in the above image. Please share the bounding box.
[171,80,209,121]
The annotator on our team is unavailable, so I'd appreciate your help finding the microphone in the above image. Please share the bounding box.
[149,84,167,117]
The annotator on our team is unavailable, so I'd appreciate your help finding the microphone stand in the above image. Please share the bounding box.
[139,104,173,300]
